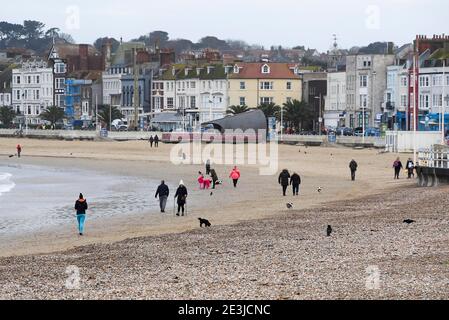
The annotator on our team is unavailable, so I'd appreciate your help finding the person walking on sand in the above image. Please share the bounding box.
[210,169,220,189]
[393,157,403,180]
[229,166,241,188]
[175,180,188,216]
[278,169,291,197]
[205,159,211,175]
[349,159,358,181]
[149,135,154,148]
[197,172,205,190]
[16,144,22,158]
[155,180,169,213]
[74,193,88,236]
[406,158,415,179]
[290,172,301,196]
[154,135,160,148]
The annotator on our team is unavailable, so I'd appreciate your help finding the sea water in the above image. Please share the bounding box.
[0,163,159,237]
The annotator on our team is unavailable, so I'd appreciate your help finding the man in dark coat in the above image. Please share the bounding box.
[154,135,160,148]
[349,160,358,181]
[149,135,154,148]
[175,180,188,216]
[278,169,291,196]
[155,180,169,213]
[290,172,301,196]
[210,169,220,189]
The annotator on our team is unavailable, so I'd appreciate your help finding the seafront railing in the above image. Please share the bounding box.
[418,146,449,169]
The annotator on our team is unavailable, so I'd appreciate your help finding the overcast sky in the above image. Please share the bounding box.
[2,0,448,51]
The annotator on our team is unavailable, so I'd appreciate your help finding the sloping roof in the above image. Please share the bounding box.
[52,44,98,59]
[228,63,300,80]
[151,112,184,123]
[202,109,267,133]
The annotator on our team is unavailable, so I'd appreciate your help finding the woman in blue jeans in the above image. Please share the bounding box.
[74,193,88,236]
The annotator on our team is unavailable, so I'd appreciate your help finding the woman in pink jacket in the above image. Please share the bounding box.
[229,166,241,188]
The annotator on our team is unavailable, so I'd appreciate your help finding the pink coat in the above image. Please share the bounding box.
[229,169,241,180]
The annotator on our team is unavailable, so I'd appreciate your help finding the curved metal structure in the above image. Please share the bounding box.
[202,109,267,134]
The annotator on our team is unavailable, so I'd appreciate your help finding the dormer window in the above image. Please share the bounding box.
[207,66,214,74]
[262,64,270,74]
[196,68,202,76]
[233,65,240,74]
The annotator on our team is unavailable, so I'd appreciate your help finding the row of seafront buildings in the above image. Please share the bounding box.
[1,34,448,133]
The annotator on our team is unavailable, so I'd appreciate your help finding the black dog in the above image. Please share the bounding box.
[327,225,333,237]
[198,218,211,228]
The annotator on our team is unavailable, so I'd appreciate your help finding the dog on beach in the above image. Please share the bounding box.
[286,203,293,209]
[403,219,416,224]
[199,218,211,228]
[327,225,333,237]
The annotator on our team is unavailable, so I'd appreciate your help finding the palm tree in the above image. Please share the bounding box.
[40,106,66,126]
[226,105,249,115]
[0,106,17,127]
[283,100,314,131]
[258,102,280,120]
[98,105,123,130]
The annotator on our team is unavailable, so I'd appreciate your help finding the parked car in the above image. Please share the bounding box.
[336,127,353,136]
[353,127,380,137]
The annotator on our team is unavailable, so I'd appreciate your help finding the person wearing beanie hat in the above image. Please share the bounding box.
[74,193,88,236]
[175,181,188,216]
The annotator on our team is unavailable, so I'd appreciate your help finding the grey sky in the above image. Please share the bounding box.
[2,0,448,51]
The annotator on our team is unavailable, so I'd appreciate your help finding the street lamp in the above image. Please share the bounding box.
[315,95,322,135]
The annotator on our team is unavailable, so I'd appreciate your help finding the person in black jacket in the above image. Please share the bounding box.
[290,172,301,196]
[175,180,188,216]
[154,135,160,148]
[74,193,88,236]
[278,169,291,196]
[155,180,170,213]
[349,160,358,181]
[210,169,220,189]
[205,159,211,175]
[149,135,154,148]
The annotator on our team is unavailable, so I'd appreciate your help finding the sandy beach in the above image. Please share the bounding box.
[0,138,447,299]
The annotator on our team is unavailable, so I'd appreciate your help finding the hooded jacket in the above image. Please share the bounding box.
[290,173,301,186]
[175,185,188,205]
[349,160,358,172]
[75,198,88,215]
[278,170,291,187]
[229,168,241,180]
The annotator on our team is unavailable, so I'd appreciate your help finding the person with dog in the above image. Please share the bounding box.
[155,180,170,213]
[74,193,88,236]
[175,180,188,216]
[229,166,241,188]
[393,157,403,180]
[290,172,301,196]
[349,159,358,181]
[278,169,291,196]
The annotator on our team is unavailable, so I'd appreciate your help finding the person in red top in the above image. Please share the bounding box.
[198,172,205,189]
[229,166,241,188]
[16,144,22,158]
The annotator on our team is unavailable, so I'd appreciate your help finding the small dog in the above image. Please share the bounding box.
[403,219,416,224]
[198,218,211,228]
[317,187,323,193]
[286,203,293,209]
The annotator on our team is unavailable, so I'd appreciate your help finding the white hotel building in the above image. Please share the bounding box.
[12,60,54,125]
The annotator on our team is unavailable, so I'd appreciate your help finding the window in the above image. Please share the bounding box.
[239,97,246,106]
[56,78,65,89]
[350,114,355,128]
[16,90,21,100]
[360,94,368,108]
[260,82,273,90]
[191,82,196,89]
[56,94,65,107]
[28,76,31,84]
[419,76,430,87]
[240,82,246,90]
[360,75,368,88]
[260,97,273,104]
[433,75,442,86]
[433,94,443,107]
[286,82,292,90]
[36,90,39,100]
[28,106,31,115]
[167,97,174,108]
[16,76,21,84]
[401,95,407,107]
[261,64,270,74]
[36,76,40,84]
[190,96,196,109]
[419,94,430,109]
[400,76,408,87]
[55,63,66,74]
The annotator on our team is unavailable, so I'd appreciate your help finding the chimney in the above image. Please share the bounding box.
[79,44,88,70]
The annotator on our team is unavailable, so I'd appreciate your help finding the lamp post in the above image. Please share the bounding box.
[315,94,322,136]
[280,103,284,141]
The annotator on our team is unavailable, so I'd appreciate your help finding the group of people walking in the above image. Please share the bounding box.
[393,157,415,179]
[149,135,160,148]
[278,169,302,196]
[155,180,188,216]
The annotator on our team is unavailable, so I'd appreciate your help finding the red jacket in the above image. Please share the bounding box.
[229,169,241,180]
